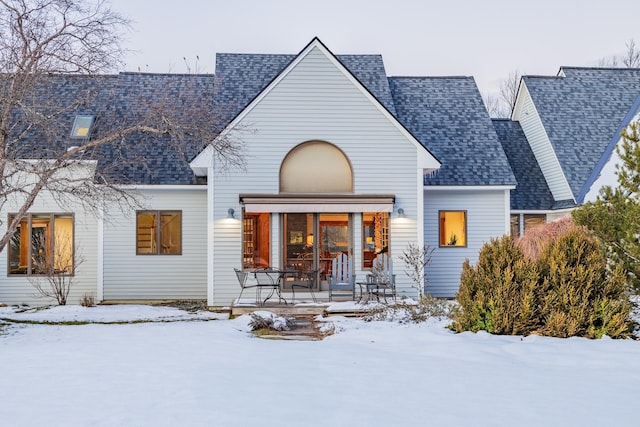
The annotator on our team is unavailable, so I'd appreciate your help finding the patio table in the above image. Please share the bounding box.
[254,268,288,305]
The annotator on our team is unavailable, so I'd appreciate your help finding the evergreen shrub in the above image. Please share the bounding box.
[451,223,635,338]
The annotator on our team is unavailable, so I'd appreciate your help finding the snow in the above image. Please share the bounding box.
[1,304,639,427]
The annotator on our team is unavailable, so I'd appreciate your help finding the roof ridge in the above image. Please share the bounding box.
[559,66,640,71]
[389,75,472,80]
[119,71,215,77]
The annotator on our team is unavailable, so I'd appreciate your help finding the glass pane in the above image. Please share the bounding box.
[160,212,181,254]
[137,212,157,254]
[439,211,466,246]
[320,213,349,279]
[54,216,74,274]
[510,214,521,238]
[524,214,546,233]
[9,216,28,274]
[71,115,95,139]
[31,214,51,274]
[363,212,389,268]
[283,213,314,274]
[243,213,270,269]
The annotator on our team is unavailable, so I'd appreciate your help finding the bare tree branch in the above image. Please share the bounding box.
[483,69,521,118]
[0,0,246,254]
[597,38,640,68]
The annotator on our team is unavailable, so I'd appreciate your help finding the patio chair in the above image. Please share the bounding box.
[254,268,287,305]
[234,268,258,304]
[328,253,356,301]
[369,253,396,303]
[291,269,318,303]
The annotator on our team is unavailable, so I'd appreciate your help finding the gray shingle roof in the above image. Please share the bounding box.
[12,41,518,188]
[389,76,516,186]
[10,73,215,185]
[523,67,640,201]
[213,52,397,128]
[492,119,555,210]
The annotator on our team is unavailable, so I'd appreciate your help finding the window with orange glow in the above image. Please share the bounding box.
[8,213,74,275]
[439,211,467,247]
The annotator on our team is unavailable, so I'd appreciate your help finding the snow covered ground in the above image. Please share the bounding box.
[1,304,639,427]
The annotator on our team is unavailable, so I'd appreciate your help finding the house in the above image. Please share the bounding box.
[1,38,638,307]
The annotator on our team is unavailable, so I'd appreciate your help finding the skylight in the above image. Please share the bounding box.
[70,115,95,139]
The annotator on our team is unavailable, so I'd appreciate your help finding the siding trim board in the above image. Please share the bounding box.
[513,82,575,202]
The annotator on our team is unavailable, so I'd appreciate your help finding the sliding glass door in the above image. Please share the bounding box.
[282,213,351,286]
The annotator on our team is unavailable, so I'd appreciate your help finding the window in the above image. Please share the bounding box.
[243,212,270,269]
[8,213,74,275]
[524,214,546,233]
[280,141,353,193]
[439,211,467,247]
[136,211,182,255]
[363,212,389,268]
[510,214,521,237]
[511,213,547,238]
[70,115,95,139]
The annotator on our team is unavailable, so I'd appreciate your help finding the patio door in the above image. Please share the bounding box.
[282,213,351,286]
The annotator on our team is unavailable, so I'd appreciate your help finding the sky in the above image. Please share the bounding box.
[1,304,639,426]
[109,0,640,97]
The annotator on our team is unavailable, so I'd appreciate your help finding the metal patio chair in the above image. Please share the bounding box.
[369,253,397,303]
[291,269,319,303]
[234,268,258,304]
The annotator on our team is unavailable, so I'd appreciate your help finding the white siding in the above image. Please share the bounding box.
[0,193,99,306]
[210,46,426,305]
[584,147,619,202]
[103,188,207,300]
[514,83,574,201]
[424,189,509,298]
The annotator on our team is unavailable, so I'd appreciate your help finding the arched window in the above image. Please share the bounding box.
[280,140,353,193]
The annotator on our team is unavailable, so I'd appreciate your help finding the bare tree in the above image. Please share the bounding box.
[400,243,434,299]
[598,38,640,68]
[483,69,522,118]
[483,92,509,118]
[621,39,640,68]
[499,68,521,117]
[28,231,83,305]
[0,0,243,254]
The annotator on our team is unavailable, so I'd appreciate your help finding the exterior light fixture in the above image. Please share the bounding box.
[397,208,406,218]
[227,208,235,219]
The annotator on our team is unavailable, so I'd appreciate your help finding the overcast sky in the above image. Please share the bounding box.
[110,0,640,96]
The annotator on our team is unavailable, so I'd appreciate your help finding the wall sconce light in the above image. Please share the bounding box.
[397,208,406,218]
[227,208,235,219]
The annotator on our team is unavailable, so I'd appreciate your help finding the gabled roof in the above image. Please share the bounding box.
[492,119,555,210]
[580,94,640,201]
[203,37,440,173]
[212,50,397,130]
[10,73,214,185]
[522,67,640,200]
[389,76,516,186]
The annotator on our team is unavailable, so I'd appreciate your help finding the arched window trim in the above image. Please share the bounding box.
[279,140,354,193]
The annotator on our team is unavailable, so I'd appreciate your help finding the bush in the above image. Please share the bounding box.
[451,236,538,335]
[248,312,294,332]
[451,223,635,339]
[363,295,455,324]
[536,228,632,338]
[80,293,95,307]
